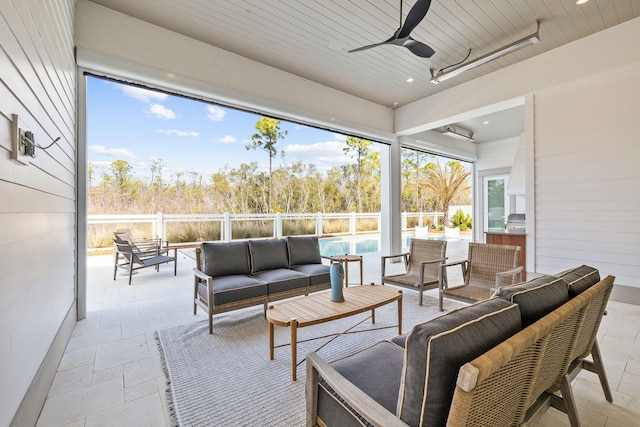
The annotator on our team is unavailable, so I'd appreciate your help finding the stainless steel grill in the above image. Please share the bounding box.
[506,213,526,231]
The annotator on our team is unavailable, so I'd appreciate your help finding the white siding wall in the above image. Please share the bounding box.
[534,63,640,286]
[0,1,77,424]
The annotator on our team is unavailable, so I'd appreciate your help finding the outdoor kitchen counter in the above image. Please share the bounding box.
[485,231,526,280]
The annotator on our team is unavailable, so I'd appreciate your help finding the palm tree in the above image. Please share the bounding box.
[424,159,471,228]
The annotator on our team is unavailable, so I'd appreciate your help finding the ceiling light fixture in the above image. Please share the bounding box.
[576,0,589,4]
[406,77,414,83]
[430,21,540,84]
[442,126,474,142]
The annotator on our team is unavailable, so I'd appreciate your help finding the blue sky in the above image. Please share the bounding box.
[87,76,364,181]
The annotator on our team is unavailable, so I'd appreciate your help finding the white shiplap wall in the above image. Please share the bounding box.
[0,0,76,425]
[534,64,640,287]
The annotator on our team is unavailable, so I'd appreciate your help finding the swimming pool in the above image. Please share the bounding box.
[319,233,451,257]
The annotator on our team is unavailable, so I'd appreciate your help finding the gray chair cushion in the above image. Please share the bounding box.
[200,242,250,277]
[398,298,521,427]
[495,275,569,326]
[197,275,267,306]
[329,341,405,414]
[286,236,322,266]
[291,264,330,286]
[249,239,289,273]
[556,265,600,297]
[253,268,309,294]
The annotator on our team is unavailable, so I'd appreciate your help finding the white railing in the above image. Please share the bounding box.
[88,211,445,242]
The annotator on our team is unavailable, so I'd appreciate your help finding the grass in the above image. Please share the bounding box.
[89,217,383,249]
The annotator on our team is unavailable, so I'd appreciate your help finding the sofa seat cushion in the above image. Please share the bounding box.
[197,275,267,306]
[328,341,405,414]
[291,264,330,286]
[495,275,569,326]
[398,298,521,427]
[556,265,600,297]
[200,242,251,277]
[249,239,290,273]
[286,236,322,266]
[253,268,310,294]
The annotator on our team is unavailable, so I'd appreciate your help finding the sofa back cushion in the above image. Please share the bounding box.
[286,236,322,266]
[555,265,600,297]
[495,275,569,326]
[398,298,521,427]
[249,239,289,273]
[200,242,250,277]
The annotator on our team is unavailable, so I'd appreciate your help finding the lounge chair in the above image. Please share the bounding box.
[381,238,447,305]
[113,236,177,285]
[439,242,523,311]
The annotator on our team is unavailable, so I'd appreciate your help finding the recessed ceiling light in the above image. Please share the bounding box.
[406,77,414,83]
[483,121,489,125]
[576,0,589,4]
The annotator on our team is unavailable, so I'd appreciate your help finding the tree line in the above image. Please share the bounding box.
[88,117,471,227]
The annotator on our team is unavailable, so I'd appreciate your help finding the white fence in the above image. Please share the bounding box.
[88,211,447,242]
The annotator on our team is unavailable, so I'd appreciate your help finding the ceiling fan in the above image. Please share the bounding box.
[349,0,435,58]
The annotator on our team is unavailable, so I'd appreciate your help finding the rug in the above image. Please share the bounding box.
[156,290,461,427]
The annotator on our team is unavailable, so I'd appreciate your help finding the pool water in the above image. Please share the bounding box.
[319,234,447,257]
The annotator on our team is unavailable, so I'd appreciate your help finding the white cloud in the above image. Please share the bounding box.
[206,105,226,122]
[285,140,352,165]
[146,104,176,119]
[158,129,200,137]
[88,144,137,159]
[120,85,168,102]
[219,135,236,144]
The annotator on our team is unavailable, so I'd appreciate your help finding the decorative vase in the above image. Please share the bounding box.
[329,261,345,302]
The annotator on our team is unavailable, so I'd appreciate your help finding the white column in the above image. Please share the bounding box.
[380,139,402,256]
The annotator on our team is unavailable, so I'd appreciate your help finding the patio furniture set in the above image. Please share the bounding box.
[113,230,614,426]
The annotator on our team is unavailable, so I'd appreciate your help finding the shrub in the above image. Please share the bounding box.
[451,209,472,231]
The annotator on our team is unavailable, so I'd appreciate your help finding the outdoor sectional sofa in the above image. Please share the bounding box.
[193,236,331,333]
[306,265,614,427]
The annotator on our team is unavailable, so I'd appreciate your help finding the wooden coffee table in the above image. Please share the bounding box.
[266,285,402,380]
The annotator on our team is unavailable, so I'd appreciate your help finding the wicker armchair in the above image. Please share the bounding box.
[439,243,523,311]
[381,239,447,305]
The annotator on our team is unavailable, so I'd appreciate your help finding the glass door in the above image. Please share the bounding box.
[484,175,509,232]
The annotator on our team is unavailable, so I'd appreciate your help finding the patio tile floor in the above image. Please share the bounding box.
[35,244,640,426]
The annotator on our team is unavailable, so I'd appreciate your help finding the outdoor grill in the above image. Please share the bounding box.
[505,213,526,231]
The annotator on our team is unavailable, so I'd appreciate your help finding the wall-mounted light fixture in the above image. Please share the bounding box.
[430,21,540,84]
[442,126,474,142]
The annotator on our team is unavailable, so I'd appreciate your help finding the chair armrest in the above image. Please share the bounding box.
[381,253,409,278]
[438,259,468,290]
[193,267,212,282]
[306,352,408,427]
[441,259,467,268]
[495,266,524,287]
[380,252,409,261]
[419,257,447,268]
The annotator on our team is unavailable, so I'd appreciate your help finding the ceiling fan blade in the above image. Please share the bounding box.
[398,0,432,39]
[403,38,435,58]
[348,32,398,53]
[348,41,389,53]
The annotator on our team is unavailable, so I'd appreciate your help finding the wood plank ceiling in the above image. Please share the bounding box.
[87,0,640,142]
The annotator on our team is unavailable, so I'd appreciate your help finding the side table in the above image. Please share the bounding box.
[329,254,363,287]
